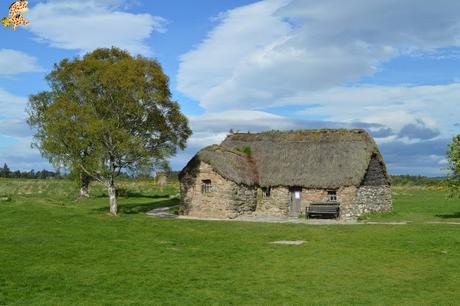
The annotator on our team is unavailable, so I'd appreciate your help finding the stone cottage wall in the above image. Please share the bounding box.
[299,187,359,220]
[353,185,392,216]
[180,160,392,220]
[345,154,392,218]
[300,189,327,214]
[255,187,290,216]
[328,185,391,220]
[336,186,359,220]
[180,162,257,219]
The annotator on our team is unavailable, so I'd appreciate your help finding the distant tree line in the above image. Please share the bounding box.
[390,175,446,187]
[0,161,447,187]
[0,163,183,181]
[0,163,60,179]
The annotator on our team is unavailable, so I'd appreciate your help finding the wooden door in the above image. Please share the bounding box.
[290,188,301,215]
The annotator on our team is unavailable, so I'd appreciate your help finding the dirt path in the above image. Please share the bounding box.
[145,206,179,219]
[146,207,460,225]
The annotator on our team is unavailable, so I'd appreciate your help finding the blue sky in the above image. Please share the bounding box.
[0,0,459,176]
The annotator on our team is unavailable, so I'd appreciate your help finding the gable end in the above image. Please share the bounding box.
[361,154,389,186]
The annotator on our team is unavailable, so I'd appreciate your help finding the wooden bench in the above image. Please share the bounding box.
[306,203,340,219]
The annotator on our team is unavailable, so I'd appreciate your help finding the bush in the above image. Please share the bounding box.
[0,195,12,202]
[236,146,252,154]
[116,188,129,197]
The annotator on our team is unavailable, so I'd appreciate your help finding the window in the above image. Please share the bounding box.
[201,179,212,193]
[327,190,337,202]
[262,187,271,197]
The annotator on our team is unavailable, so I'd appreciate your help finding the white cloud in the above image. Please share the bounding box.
[0,88,29,120]
[291,83,459,138]
[0,137,51,171]
[177,0,460,114]
[169,110,452,176]
[190,110,294,133]
[176,0,460,174]
[27,0,166,55]
[0,119,31,138]
[0,49,42,75]
[178,0,292,103]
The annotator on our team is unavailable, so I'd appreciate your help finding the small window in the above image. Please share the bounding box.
[327,190,337,202]
[201,179,212,193]
[262,187,271,197]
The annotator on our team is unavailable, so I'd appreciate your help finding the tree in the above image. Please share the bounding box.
[28,91,93,197]
[27,47,192,214]
[1,163,10,178]
[77,170,92,198]
[447,134,460,197]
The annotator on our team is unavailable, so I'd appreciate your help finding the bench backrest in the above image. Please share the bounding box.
[307,204,340,213]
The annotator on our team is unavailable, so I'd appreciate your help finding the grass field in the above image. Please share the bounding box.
[1,179,460,305]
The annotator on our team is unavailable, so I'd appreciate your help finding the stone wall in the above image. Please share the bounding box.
[352,185,392,217]
[361,155,388,186]
[255,187,290,216]
[298,187,359,220]
[300,189,327,214]
[180,162,256,219]
[336,186,358,220]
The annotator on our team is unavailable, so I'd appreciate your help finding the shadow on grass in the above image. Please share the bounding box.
[95,192,171,199]
[435,212,460,219]
[93,198,179,215]
[126,192,172,199]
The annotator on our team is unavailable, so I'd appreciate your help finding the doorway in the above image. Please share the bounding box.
[289,187,302,215]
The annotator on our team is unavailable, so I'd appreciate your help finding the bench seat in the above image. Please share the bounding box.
[306,202,340,219]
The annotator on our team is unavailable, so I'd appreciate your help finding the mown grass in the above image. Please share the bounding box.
[360,186,460,222]
[0,179,460,305]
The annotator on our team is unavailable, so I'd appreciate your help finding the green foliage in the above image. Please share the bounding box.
[390,175,446,187]
[27,47,192,213]
[0,163,59,179]
[446,134,460,197]
[1,181,460,304]
[236,146,252,154]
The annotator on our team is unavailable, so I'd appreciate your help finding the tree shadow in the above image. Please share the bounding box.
[435,212,460,219]
[94,192,171,199]
[93,198,179,215]
[126,192,172,199]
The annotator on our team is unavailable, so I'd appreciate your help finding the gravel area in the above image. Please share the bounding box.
[146,207,412,225]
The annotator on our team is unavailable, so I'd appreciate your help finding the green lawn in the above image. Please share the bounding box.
[1,179,460,305]
[361,186,460,223]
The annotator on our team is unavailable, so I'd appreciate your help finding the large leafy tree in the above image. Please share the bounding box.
[447,134,460,197]
[28,91,94,198]
[28,47,192,214]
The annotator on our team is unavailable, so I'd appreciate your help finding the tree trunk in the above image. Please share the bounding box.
[108,181,117,215]
[80,185,89,198]
[79,172,91,198]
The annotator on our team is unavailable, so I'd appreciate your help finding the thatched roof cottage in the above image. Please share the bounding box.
[179,129,392,220]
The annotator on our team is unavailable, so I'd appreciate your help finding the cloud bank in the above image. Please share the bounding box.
[0,49,42,75]
[175,0,460,176]
[28,0,166,56]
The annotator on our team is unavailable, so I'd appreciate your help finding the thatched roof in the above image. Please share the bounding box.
[181,129,389,188]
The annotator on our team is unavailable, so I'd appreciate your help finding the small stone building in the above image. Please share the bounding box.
[179,129,391,220]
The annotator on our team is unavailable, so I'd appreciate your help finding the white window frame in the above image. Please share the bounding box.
[327,190,337,202]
